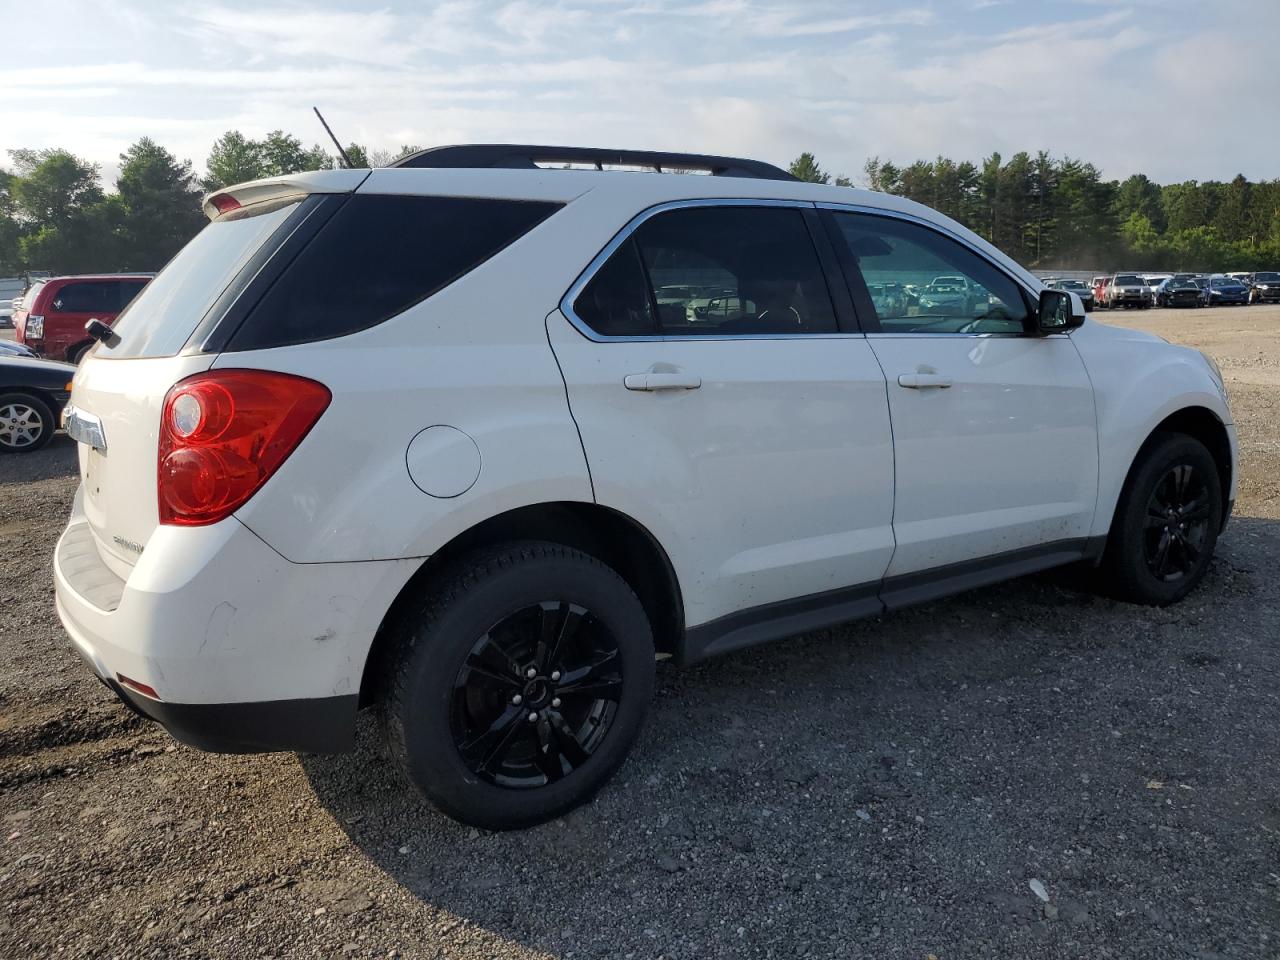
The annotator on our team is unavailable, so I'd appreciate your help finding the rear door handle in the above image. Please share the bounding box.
[624,373,702,391]
[897,373,953,389]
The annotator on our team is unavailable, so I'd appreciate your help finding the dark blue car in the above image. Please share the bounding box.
[1202,276,1249,306]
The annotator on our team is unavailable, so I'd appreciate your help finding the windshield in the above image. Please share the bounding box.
[1059,280,1087,290]
[1115,275,1143,285]
[102,200,302,359]
[1211,278,1241,288]
[1255,272,1280,282]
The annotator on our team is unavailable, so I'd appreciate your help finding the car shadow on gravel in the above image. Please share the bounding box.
[299,518,1279,959]
[0,434,77,487]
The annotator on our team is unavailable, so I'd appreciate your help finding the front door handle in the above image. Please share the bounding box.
[897,373,953,389]
[624,372,702,392]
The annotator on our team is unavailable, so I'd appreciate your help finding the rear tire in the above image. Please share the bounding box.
[66,341,93,365]
[1098,433,1222,605]
[0,392,55,453]
[383,542,655,829]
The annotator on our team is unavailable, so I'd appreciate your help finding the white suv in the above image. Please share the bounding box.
[54,145,1237,829]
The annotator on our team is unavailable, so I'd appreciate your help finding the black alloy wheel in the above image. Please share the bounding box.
[1143,464,1212,582]
[384,542,655,829]
[451,600,623,788]
[1098,432,1222,605]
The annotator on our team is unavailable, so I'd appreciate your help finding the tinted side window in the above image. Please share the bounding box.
[573,206,837,338]
[829,213,1030,335]
[118,281,147,309]
[229,195,561,351]
[52,281,117,314]
[636,207,836,336]
[573,239,655,337]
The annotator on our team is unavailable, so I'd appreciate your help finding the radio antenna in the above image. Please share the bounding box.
[313,107,354,168]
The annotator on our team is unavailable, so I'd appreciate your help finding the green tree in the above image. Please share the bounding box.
[1213,174,1252,243]
[9,148,115,272]
[788,152,830,184]
[260,130,311,177]
[1114,174,1165,232]
[204,131,264,190]
[343,143,370,168]
[9,148,103,225]
[115,137,204,271]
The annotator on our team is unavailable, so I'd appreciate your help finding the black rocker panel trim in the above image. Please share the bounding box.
[679,536,1105,665]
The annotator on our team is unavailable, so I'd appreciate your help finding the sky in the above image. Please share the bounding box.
[1,0,1276,188]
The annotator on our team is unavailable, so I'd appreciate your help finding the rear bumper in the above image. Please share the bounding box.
[54,487,417,753]
[96,669,356,753]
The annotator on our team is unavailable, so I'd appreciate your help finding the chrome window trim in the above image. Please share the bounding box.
[558,198,867,343]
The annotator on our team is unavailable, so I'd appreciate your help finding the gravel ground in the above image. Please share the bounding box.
[2,307,1279,959]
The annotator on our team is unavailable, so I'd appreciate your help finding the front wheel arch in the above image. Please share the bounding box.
[1111,407,1233,538]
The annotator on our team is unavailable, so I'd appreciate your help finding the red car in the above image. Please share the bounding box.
[14,274,152,364]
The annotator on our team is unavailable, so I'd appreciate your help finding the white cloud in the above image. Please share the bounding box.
[0,0,1274,185]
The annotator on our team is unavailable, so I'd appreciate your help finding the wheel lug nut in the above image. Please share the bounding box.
[526,667,537,679]
[551,698,561,708]
[511,694,522,705]
[550,671,561,681]
[528,712,538,723]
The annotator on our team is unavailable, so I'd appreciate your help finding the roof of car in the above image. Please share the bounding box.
[32,274,155,284]
[213,157,1046,292]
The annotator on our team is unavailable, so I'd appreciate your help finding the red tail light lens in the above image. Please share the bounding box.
[159,370,330,526]
[209,193,242,214]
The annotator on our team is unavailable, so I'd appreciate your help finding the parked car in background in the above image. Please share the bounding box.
[1143,275,1172,303]
[1245,271,1280,304]
[1201,275,1249,307]
[0,354,75,453]
[1154,277,1203,308]
[1,277,27,327]
[13,274,153,363]
[1045,278,1095,311]
[1104,274,1151,309]
[1224,272,1253,286]
[0,340,39,358]
[53,145,1237,829]
[1091,275,1110,307]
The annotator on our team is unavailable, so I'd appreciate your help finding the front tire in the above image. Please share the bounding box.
[0,392,55,453]
[384,542,655,829]
[1099,433,1222,605]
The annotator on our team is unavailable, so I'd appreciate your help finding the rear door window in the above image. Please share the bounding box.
[226,195,561,351]
[51,281,117,314]
[572,205,837,338]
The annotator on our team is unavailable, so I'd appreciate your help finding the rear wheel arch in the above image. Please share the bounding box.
[359,501,684,707]
[66,340,94,364]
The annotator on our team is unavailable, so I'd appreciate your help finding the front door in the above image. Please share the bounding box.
[823,209,1099,586]
[548,202,896,637]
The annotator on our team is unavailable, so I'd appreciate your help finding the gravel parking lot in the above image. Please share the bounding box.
[2,307,1278,960]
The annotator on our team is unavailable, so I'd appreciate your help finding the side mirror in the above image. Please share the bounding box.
[1036,289,1084,334]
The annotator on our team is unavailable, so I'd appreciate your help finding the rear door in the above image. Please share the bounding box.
[548,201,896,638]
[823,208,1098,592]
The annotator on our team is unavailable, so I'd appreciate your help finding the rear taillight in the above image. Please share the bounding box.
[158,370,330,526]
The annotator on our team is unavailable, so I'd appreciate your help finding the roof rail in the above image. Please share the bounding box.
[391,144,797,181]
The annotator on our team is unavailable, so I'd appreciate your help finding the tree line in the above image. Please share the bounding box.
[790,151,1280,272]
[0,132,422,277]
[2,134,1275,277]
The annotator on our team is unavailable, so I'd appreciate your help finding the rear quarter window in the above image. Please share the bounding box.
[225,194,562,351]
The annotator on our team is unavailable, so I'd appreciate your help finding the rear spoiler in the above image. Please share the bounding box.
[201,169,370,221]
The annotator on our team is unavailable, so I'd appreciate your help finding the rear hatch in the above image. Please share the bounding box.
[70,171,366,573]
